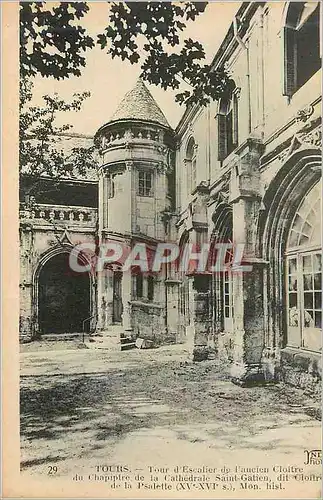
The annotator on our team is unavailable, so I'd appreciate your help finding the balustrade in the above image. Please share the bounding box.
[102,127,161,149]
[20,204,97,225]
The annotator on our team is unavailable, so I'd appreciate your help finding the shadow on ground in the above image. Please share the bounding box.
[20,359,321,473]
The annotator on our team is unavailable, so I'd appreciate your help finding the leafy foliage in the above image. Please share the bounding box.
[20,1,235,107]
[20,78,98,184]
[20,2,94,79]
[99,2,235,105]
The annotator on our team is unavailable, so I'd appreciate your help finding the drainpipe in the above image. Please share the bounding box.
[233,16,251,135]
[259,10,265,134]
[207,103,211,181]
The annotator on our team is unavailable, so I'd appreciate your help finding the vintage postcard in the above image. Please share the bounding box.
[2,1,322,498]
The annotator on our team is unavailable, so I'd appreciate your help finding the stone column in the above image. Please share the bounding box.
[165,280,181,341]
[184,276,196,359]
[229,139,266,385]
[96,267,113,332]
[192,278,211,361]
[261,263,279,382]
[19,224,34,342]
[98,169,104,232]
[121,271,132,335]
[20,283,33,342]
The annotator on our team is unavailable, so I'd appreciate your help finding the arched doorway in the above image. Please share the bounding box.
[259,149,321,353]
[38,252,91,334]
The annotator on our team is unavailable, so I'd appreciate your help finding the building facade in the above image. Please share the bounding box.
[20,2,321,392]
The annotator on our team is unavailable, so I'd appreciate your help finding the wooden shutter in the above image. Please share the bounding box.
[217,113,227,161]
[283,26,296,96]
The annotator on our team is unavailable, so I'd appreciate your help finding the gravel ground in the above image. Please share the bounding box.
[20,344,321,495]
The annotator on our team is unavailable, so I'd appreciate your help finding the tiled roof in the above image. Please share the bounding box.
[36,134,98,181]
[110,78,170,128]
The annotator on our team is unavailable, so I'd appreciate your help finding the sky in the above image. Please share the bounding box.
[30,2,241,136]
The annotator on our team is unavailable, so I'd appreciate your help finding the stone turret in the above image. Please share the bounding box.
[95,78,175,238]
[94,79,175,343]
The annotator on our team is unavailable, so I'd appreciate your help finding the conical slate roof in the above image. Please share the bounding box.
[110,78,170,128]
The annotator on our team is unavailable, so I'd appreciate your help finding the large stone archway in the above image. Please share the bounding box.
[34,247,93,336]
[259,149,321,385]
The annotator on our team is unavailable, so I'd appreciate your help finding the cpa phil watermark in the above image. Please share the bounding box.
[68,241,254,275]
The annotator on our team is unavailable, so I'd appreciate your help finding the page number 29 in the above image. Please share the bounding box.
[47,465,58,475]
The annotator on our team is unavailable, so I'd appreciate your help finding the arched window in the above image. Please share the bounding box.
[286,179,322,352]
[217,93,239,161]
[211,200,234,335]
[185,137,197,195]
[283,2,321,96]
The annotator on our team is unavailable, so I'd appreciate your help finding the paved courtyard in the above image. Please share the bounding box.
[20,342,321,497]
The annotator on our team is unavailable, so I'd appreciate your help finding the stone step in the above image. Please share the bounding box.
[120,342,136,351]
[84,325,136,350]
[40,333,89,341]
[84,333,121,350]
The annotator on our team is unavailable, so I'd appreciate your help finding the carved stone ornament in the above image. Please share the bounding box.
[299,127,322,148]
[295,104,314,123]
[125,160,134,171]
[279,126,322,164]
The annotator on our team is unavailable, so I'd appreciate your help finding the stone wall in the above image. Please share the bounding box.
[19,209,97,342]
[130,301,166,345]
[278,348,322,397]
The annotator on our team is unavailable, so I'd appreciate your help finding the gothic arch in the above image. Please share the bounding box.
[211,199,233,242]
[210,199,234,335]
[258,149,321,348]
[32,244,96,335]
[184,136,197,194]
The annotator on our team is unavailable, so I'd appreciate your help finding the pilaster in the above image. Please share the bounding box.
[229,138,267,384]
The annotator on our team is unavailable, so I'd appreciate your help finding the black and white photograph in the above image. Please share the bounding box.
[2,1,322,498]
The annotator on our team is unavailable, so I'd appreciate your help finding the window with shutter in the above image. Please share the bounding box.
[283,26,297,97]
[217,93,238,161]
[217,113,227,161]
[283,2,321,96]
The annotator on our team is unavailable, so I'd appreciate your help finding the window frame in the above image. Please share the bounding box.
[133,274,156,302]
[147,275,155,301]
[217,92,239,161]
[137,170,154,197]
[107,174,115,199]
[285,250,322,352]
[283,2,321,97]
[285,180,322,352]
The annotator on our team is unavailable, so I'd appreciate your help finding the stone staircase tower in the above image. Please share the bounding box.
[93,78,175,348]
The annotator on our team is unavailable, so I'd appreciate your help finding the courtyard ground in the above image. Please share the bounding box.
[20,342,321,497]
